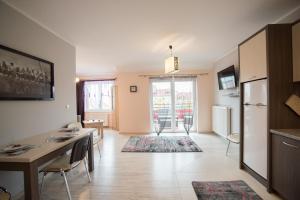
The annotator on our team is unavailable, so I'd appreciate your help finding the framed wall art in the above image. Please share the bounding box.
[0,44,54,100]
[130,85,137,93]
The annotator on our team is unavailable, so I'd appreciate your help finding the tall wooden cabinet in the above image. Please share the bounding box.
[293,21,300,82]
[239,24,300,194]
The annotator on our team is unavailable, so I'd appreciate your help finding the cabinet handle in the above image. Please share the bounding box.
[282,141,298,149]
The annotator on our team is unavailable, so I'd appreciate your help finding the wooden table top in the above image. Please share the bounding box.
[0,128,95,163]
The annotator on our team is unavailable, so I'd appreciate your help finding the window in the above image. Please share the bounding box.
[150,77,197,132]
[84,80,114,112]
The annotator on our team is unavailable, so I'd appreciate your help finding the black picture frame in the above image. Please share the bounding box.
[0,44,55,100]
[130,85,137,93]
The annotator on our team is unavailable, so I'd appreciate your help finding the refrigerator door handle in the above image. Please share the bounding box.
[244,103,251,106]
[256,103,267,107]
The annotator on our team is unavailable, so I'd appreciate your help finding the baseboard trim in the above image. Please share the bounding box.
[241,162,268,187]
[119,132,151,135]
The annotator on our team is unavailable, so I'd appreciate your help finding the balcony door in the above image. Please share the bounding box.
[150,77,197,132]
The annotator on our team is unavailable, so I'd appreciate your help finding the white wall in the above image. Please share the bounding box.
[115,70,213,133]
[197,71,214,132]
[213,50,240,134]
[117,73,151,133]
[0,2,76,196]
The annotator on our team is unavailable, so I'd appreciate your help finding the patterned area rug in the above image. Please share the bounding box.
[192,180,262,200]
[122,136,202,152]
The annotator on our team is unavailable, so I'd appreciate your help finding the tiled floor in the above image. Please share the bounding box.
[38,130,281,200]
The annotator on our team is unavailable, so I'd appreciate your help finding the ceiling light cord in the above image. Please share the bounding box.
[169,45,173,57]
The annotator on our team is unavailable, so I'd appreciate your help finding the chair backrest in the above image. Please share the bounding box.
[70,136,90,164]
[157,108,170,131]
[0,187,11,200]
[67,122,82,129]
[183,115,193,125]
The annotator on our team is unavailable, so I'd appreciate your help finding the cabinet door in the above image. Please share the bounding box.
[240,30,267,83]
[293,22,300,82]
[272,134,300,200]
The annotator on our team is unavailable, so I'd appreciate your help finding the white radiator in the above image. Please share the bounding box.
[212,106,231,138]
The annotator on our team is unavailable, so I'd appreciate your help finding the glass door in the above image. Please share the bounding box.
[150,77,196,132]
[151,79,172,131]
[174,78,196,132]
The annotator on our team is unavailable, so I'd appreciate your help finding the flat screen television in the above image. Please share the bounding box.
[217,65,237,90]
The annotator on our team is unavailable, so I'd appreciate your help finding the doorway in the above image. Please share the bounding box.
[150,77,197,132]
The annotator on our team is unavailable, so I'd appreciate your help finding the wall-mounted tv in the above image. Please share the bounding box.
[217,65,237,90]
[0,44,54,100]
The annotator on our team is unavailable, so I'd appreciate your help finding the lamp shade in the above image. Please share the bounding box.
[165,56,179,74]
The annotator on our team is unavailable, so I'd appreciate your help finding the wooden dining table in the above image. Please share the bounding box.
[0,128,95,200]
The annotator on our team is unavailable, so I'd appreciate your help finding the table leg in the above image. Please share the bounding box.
[97,126,101,138]
[24,163,39,200]
[88,132,94,172]
[100,123,104,139]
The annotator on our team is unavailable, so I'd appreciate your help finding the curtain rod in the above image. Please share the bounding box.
[138,73,208,78]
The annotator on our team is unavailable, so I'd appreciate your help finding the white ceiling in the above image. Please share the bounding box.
[4,0,300,75]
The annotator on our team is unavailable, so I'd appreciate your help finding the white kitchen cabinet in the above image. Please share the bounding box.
[293,22,300,82]
[239,30,267,83]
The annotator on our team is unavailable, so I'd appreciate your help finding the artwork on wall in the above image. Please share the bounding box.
[0,44,54,100]
[130,85,137,93]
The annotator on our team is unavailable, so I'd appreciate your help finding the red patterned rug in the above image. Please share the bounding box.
[192,180,262,200]
[121,136,202,152]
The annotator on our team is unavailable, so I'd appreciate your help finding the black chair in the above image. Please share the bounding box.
[0,187,11,200]
[183,113,193,135]
[154,108,169,136]
[40,136,91,200]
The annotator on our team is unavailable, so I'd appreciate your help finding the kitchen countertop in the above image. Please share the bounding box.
[270,129,300,141]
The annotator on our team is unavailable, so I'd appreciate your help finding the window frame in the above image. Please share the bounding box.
[84,80,114,112]
[149,77,197,133]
